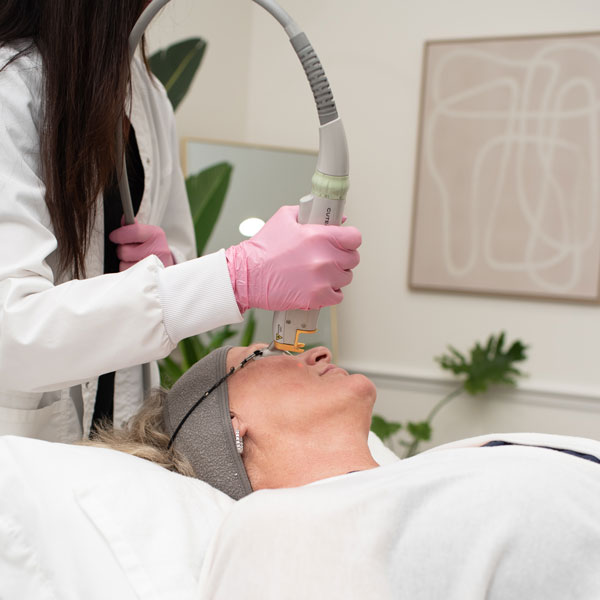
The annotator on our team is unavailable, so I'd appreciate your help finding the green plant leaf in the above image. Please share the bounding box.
[186,162,233,255]
[191,335,209,361]
[158,355,184,389]
[149,38,207,111]
[436,332,528,396]
[179,336,207,370]
[240,310,257,347]
[206,325,237,352]
[371,415,403,441]
[407,421,432,441]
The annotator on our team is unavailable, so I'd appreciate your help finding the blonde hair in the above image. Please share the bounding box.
[83,388,196,477]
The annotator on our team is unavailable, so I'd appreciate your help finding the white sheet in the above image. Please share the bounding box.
[0,431,395,600]
[0,436,233,600]
[196,433,600,599]
[2,432,599,599]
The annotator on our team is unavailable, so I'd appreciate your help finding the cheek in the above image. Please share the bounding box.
[266,361,310,393]
[229,360,315,423]
[228,366,296,416]
[324,374,376,406]
[227,374,254,414]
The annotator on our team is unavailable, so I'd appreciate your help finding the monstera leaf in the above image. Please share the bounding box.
[372,332,528,458]
[149,38,207,110]
[436,332,528,395]
[185,162,233,256]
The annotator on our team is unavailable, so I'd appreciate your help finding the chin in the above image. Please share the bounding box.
[349,373,377,404]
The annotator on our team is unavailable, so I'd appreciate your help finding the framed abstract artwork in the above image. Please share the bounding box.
[409,31,600,302]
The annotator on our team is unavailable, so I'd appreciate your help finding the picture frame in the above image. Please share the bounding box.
[409,31,600,303]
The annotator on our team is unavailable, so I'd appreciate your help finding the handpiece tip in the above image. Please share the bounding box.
[256,342,294,359]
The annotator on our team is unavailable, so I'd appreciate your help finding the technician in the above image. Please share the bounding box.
[0,0,361,442]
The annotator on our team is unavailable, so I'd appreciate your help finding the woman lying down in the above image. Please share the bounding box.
[91,344,382,499]
[2,345,599,599]
[86,343,600,598]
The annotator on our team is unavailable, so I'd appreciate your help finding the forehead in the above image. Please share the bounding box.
[226,344,306,384]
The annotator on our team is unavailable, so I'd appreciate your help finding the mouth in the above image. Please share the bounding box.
[320,364,349,376]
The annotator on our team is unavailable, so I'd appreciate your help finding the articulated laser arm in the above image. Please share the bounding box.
[120,0,349,356]
[252,0,349,353]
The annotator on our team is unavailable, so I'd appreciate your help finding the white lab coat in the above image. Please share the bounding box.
[0,42,242,442]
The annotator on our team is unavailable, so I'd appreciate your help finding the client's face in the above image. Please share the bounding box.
[226,343,376,437]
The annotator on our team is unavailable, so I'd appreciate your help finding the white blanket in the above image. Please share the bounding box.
[0,432,395,600]
[0,436,233,600]
[197,433,600,599]
[1,433,599,599]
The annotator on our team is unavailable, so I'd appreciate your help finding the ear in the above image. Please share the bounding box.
[231,414,248,438]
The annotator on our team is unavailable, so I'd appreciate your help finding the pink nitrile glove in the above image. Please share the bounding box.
[225,205,361,313]
[108,219,175,271]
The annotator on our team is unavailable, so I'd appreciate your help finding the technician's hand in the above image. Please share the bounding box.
[109,220,175,270]
[225,205,361,313]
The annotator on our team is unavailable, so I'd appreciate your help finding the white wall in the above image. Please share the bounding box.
[146,0,253,141]
[151,0,600,450]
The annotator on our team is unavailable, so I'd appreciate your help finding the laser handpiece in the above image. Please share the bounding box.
[252,0,350,356]
[121,0,349,365]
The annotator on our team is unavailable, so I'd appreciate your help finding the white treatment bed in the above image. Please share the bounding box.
[1,432,599,599]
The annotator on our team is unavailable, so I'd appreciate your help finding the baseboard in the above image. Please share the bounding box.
[343,364,600,414]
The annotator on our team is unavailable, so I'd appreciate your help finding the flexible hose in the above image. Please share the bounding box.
[117,0,339,386]
[118,0,174,393]
[251,0,300,36]
[118,0,174,224]
[252,0,337,125]
[292,35,337,125]
[128,0,173,59]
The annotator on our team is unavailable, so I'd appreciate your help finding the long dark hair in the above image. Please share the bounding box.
[0,0,149,278]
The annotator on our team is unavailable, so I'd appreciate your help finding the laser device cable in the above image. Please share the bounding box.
[117,0,173,225]
[118,0,173,394]
[251,0,350,355]
[119,0,349,380]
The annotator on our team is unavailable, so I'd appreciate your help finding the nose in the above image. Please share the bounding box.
[300,346,332,365]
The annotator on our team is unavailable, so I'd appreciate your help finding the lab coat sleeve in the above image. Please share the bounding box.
[0,53,242,394]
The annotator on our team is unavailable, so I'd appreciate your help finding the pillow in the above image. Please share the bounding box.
[0,435,234,600]
[368,431,400,465]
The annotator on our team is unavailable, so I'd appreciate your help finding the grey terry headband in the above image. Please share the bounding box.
[163,346,253,501]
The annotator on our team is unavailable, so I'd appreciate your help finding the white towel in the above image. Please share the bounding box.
[197,433,600,599]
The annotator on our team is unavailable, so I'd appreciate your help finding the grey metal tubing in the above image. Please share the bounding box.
[251,0,300,37]
[117,0,173,395]
[116,0,336,392]
[116,127,135,224]
[290,33,337,125]
[128,0,174,60]
[253,1,337,126]
[118,0,173,225]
